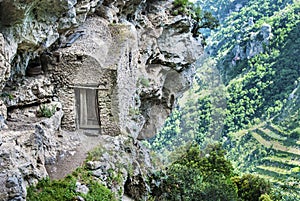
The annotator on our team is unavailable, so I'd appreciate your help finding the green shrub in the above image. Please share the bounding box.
[173,0,192,11]
[232,174,272,201]
[154,144,238,200]
[83,181,117,201]
[27,177,78,201]
[86,146,105,161]
[259,194,273,201]
[27,169,117,201]
[129,107,140,116]
[138,77,150,87]
[1,92,14,100]
[37,104,56,118]
[172,0,219,36]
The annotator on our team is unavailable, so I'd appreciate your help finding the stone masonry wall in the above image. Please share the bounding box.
[48,17,140,136]
[50,51,119,134]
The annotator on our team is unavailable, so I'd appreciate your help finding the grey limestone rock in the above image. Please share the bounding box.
[75,181,89,195]
[232,23,272,64]
[0,0,204,200]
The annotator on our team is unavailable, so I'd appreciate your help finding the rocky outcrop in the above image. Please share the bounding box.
[0,33,10,90]
[0,103,83,201]
[0,0,203,200]
[85,135,153,200]
[245,23,272,59]
[232,21,272,65]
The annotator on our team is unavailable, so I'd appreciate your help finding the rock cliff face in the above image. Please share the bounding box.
[232,21,272,65]
[0,0,203,200]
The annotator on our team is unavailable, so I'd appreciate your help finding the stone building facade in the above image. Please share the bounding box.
[47,18,138,136]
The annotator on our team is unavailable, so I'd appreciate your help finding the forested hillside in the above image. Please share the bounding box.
[149,0,300,200]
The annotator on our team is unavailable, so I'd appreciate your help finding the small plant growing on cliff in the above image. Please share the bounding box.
[129,107,141,116]
[172,0,219,37]
[86,146,105,161]
[0,92,14,100]
[37,104,56,118]
[173,0,193,15]
[138,77,150,87]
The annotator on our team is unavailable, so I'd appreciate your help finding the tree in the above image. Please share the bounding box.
[232,174,272,201]
[155,144,238,200]
[172,0,219,37]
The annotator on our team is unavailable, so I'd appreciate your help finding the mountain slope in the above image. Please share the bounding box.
[149,0,300,199]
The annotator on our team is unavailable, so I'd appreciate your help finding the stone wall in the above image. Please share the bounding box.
[49,51,119,135]
[48,18,139,136]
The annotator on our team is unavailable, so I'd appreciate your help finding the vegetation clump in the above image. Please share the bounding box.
[172,0,219,37]
[138,77,151,87]
[232,174,272,201]
[0,92,14,100]
[151,144,272,201]
[27,168,117,201]
[37,104,57,118]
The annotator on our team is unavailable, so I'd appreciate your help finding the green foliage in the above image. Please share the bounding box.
[232,174,272,201]
[174,144,234,178]
[200,11,220,29]
[84,181,117,201]
[129,107,140,116]
[27,177,77,201]
[160,163,204,200]
[86,146,105,161]
[0,92,14,100]
[149,109,182,152]
[149,96,213,155]
[27,168,116,201]
[37,104,56,118]
[138,77,150,87]
[153,144,238,201]
[152,144,275,200]
[198,0,300,135]
[172,0,193,15]
[172,0,219,37]
[259,194,273,201]
[181,97,212,144]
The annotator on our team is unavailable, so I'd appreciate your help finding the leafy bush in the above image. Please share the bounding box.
[0,92,14,100]
[259,194,273,201]
[27,168,116,201]
[27,177,78,201]
[129,107,140,116]
[173,0,193,15]
[232,174,272,201]
[138,77,150,87]
[172,0,219,36]
[37,104,56,118]
[86,146,105,161]
[153,144,239,200]
[82,181,117,201]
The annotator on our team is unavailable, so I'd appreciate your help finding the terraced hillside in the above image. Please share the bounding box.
[227,123,300,199]
[149,0,300,199]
